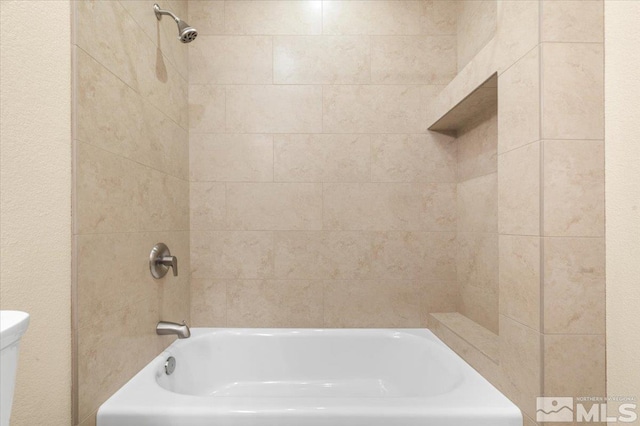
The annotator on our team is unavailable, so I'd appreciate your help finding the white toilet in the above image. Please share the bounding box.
[0,311,30,426]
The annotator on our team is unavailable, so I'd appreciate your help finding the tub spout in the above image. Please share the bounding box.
[157,320,190,339]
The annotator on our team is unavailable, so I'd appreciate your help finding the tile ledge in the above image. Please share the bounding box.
[429,312,499,363]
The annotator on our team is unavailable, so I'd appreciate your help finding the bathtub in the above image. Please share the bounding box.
[97,328,521,426]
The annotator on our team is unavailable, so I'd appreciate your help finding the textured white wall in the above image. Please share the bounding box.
[0,1,72,425]
[605,0,640,420]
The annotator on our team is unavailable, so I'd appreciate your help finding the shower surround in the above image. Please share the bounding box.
[188,1,459,328]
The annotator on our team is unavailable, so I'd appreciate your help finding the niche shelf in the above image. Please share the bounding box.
[428,73,497,135]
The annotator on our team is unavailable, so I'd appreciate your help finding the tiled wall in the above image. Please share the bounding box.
[72,1,190,424]
[188,1,460,328]
[456,0,496,72]
[456,109,498,334]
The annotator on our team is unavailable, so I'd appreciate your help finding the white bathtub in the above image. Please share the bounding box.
[98,328,521,426]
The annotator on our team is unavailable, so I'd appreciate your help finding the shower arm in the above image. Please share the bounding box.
[153,4,180,23]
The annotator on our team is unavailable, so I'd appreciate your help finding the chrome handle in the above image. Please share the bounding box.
[149,243,178,279]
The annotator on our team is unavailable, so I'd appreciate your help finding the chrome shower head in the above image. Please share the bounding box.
[153,4,198,44]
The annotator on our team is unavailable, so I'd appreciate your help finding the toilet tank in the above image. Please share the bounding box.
[0,311,30,426]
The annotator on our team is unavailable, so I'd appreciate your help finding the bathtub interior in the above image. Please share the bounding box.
[156,330,464,398]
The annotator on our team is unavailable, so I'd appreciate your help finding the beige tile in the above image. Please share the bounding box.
[499,315,542,420]
[190,231,274,279]
[76,48,188,179]
[542,43,604,140]
[543,140,605,237]
[457,173,497,233]
[274,231,373,279]
[498,47,540,154]
[76,0,188,128]
[274,36,370,84]
[226,85,323,133]
[225,1,322,35]
[429,315,501,386]
[423,280,459,316]
[499,235,541,331]
[543,237,605,334]
[322,1,456,35]
[190,279,226,327]
[78,411,97,426]
[323,85,433,133]
[371,36,456,84]
[76,231,189,329]
[190,134,274,182]
[227,280,323,327]
[77,301,163,420]
[371,133,456,183]
[323,183,456,231]
[226,183,323,230]
[189,85,225,134]
[372,231,456,281]
[456,0,497,71]
[274,134,370,182]
[498,142,540,236]
[190,182,226,230]
[544,334,606,397]
[323,280,425,327]
[459,283,499,334]
[495,0,539,72]
[189,36,272,84]
[457,232,498,304]
[118,0,188,79]
[76,142,189,234]
[188,1,225,35]
[456,111,497,182]
[541,0,603,43]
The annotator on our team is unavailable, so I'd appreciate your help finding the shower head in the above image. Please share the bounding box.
[153,4,198,43]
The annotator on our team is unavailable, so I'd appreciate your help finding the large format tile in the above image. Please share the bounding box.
[371,134,456,183]
[459,282,499,334]
[372,231,456,281]
[226,85,323,133]
[541,0,603,43]
[498,142,540,236]
[543,140,605,237]
[371,36,456,84]
[76,142,189,234]
[190,231,274,279]
[190,279,226,327]
[322,1,456,36]
[323,280,425,327]
[188,1,225,35]
[76,48,188,179]
[189,36,272,84]
[323,183,456,231]
[227,280,323,327]
[323,85,433,133]
[457,173,497,233]
[543,334,606,397]
[274,36,370,84]
[225,1,322,35]
[226,183,323,230]
[274,134,370,182]
[456,111,497,182]
[543,237,605,334]
[499,315,542,420]
[190,134,274,182]
[274,231,373,280]
[498,47,540,154]
[190,182,226,231]
[499,235,540,331]
[189,85,225,133]
[542,43,604,140]
[495,0,539,72]
[456,0,496,71]
[457,232,498,302]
